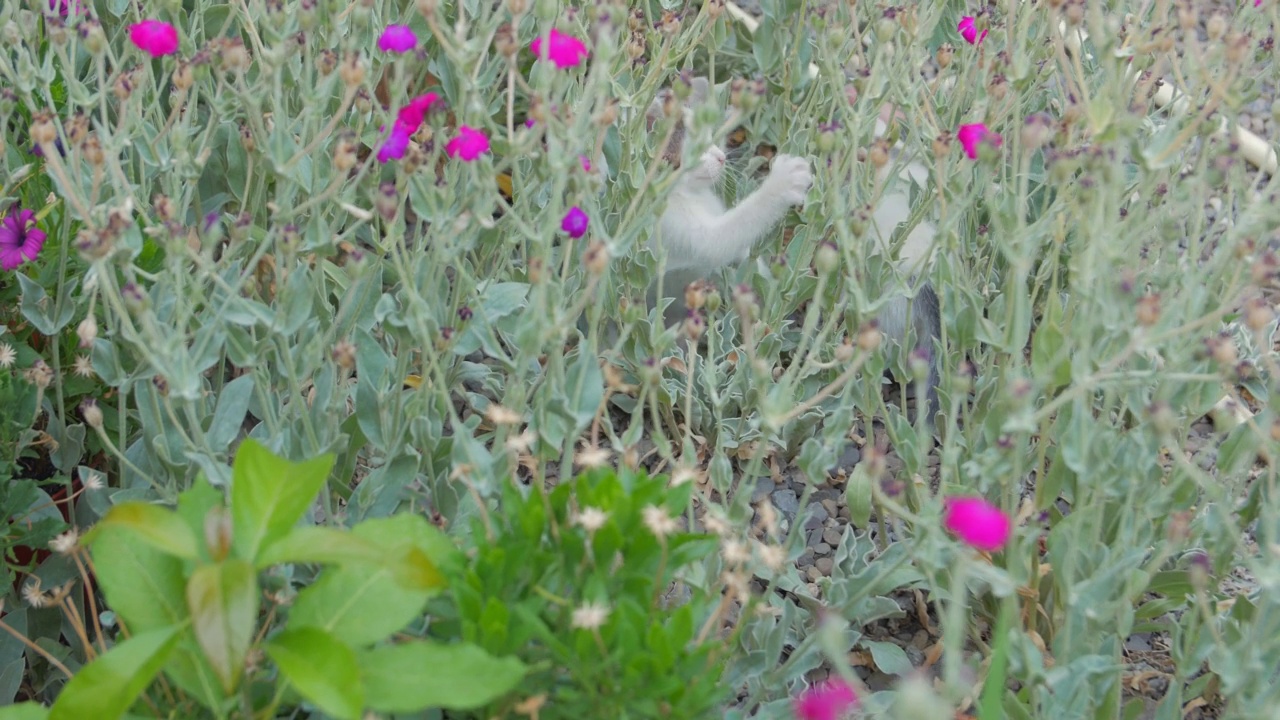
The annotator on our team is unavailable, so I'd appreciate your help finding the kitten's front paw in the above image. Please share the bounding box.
[767,154,813,206]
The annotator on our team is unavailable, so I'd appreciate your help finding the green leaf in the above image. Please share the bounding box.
[265,628,363,720]
[186,560,259,693]
[230,439,335,563]
[50,626,181,720]
[84,502,198,560]
[89,530,188,634]
[208,375,254,449]
[358,641,526,712]
[288,514,452,646]
[256,526,445,589]
[864,640,912,676]
[0,703,48,720]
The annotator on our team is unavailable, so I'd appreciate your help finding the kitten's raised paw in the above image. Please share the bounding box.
[767,154,813,206]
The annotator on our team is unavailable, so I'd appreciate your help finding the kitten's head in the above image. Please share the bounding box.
[645,76,726,188]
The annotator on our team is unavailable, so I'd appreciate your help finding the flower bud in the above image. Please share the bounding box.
[868,138,890,169]
[1243,296,1274,332]
[77,316,98,348]
[684,280,707,311]
[332,339,356,369]
[814,241,839,274]
[1020,113,1053,151]
[316,48,338,76]
[375,182,398,221]
[583,240,609,275]
[81,399,104,429]
[682,310,705,342]
[30,111,58,146]
[935,43,954,70]
[857,320,881,351]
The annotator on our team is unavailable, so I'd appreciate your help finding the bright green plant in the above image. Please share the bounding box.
[2,439,524,720]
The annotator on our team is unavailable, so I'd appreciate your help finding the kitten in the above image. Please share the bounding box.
[861,109,942,426]
[644,79,812,325]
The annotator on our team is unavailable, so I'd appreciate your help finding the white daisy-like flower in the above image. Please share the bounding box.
[22,579,48,608]
[575,445,611,469]
[757,542,787,572]
[669,466,699,487]
[570,600,611,630]
[0,343,16,369]
[484,404,522,425]
[81,471,104,491]
[49,529,80,555]
[703,513,731,537]
[72,355,95,378]
[642,504,678,539]
[574,506,609,533]
[721,539,751,565]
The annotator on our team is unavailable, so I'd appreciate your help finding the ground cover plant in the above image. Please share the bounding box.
[1,0,1278,718]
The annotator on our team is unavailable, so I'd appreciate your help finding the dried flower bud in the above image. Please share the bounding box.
[417,0,439,16]
[334,131,358,172]
[122,283,150,314]
[684,280,707,311]
[331,339,356,369]
[239,122,255,152]
[1205,333,1237,367]
[153,193,176,222]
[834,335,855,362]
[219,38,251,72]
[868,138,890,169]
[935,43,954,70]
[375,182,398,221]
[81,19,107,55]
[77,316,98,348]
[30,111,58,147]
[81,398,104,429]
[595,99,618,126]
[316,48,338,76]
[583,240,609,275]
[64,112,89,146]
[112,69,136,102]
[931,132,951,159]
[1135,293,1160,327]
[814,241,839,274]
[339,52,365,87]
[988,73,1008,101]
[1205,14,1227,42]
[1020,113,1053,151]
[683,310,705,341]
[1243,296,1275,332]
[506,0,527,14]
[495,23,518,57]
[857,320,882,351]
[660,10,681,35]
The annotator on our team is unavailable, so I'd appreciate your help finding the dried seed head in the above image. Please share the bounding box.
[1205,333,1237,367]
[495,23,518,57]
[64,112,89,145]
[77,316,98,348]
[682,310,705,342]
[1021,112,1053,151]
[25,360,54,389]
[684,280,707,311]
[331,339,356,369]
[582,240,609,275]
[334,131,358,172]
[868,138,890,169]
[931,132,951,159]
[375,181,398,221]
[1135,293,1160,327]
[339,51,365,87]
[239,122,255,152]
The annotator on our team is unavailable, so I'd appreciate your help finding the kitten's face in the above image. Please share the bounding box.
[680,144,727,188]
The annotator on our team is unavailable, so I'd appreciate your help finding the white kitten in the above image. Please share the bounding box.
[645,81,812,325]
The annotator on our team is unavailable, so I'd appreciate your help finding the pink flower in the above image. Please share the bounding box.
[378,24,418,53]
[956,122,1002,159]
[957,16,988,46]
[128,20,180,58]
[561,207,589,238]
[446,126,489,162]
[376,93,440,163]
[0,208,48,271]
[530,28,589,69]
[794,679,858,720]
[579,155,592,172]
[943,496,1012,552]
[394,92,439,132]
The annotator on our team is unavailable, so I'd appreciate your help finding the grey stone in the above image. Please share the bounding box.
[771,488,800,516]
[815,557,834,575]
[822,527,843,546]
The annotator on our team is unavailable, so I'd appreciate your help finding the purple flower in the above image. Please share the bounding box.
[560,207,589,238]
[378,25,418,53]
[0,208,48,271]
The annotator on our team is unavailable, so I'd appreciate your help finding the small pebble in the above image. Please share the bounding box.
[815,543,831,555]
[823,527,843,546]
[815,557,834,575]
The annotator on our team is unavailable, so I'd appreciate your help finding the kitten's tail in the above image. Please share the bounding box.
[913,282,942,428]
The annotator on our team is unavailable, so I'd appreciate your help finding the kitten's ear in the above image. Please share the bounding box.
[688,76,711,104]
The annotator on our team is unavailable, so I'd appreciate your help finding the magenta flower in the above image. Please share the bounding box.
[957,16,988,46]
[956,122,1002,159]
[561,207,589,238]
[943,496,1012,552]
[377,24,418,53]
[376,93,440,164]
[0,208,48,271]
[794,679,858,720]
[530,28,589,69]
[129,20,180,58]
[446,126,490,162]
